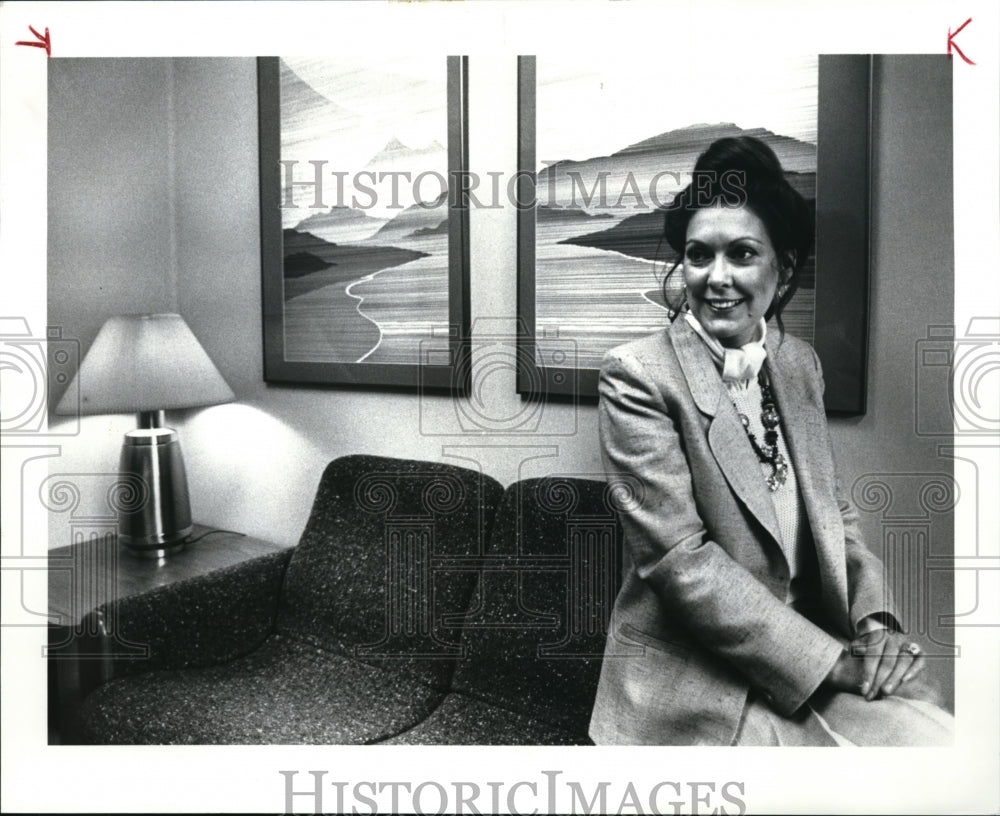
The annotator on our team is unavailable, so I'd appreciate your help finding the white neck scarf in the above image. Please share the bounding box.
[684,311,768,383]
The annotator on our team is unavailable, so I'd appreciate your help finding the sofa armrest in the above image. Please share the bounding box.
[82,548,293,681]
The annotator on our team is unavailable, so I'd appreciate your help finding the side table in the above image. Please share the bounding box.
[47,525,290,743]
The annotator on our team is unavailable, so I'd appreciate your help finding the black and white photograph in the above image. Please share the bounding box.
[0,1,997,814]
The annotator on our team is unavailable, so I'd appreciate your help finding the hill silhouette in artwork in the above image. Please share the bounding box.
[615,122,813,164]
[296,205,386,234]
[285,251,334,277]
[282,228,428,300]
[409,220,450,238]
[537,204,615,223]
[559,210,670,263]
[538,122,817,210]
[559,168,816,271]
[368,191,450,244]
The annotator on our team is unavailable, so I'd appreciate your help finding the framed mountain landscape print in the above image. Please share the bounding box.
[517,55,871,414]
[258,56,469,391]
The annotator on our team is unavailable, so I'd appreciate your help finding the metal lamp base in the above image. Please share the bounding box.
[117,415,193,558]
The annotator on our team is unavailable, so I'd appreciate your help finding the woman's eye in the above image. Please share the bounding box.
[730,246,757,262]
[685,247,708,264]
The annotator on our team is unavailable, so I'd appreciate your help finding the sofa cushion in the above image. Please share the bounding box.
[78,634,446,744]
[276,455,504,691]
[447,476,629,739]
[381,693,586,745]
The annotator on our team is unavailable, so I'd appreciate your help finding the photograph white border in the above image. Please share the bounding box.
[1,2,997,813]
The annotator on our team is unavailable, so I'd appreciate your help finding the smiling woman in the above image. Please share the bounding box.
[662,135,816,342]
[589,136,954,747]
[681,206,785,348]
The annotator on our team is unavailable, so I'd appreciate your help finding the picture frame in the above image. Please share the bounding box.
[517,54,871,415]
[258,56,470,392]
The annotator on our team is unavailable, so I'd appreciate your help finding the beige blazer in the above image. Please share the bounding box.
[589,318,896,745]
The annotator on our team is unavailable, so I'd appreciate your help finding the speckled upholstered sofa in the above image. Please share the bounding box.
[74,455,624,745]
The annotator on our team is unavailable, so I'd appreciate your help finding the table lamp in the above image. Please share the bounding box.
[54,314,235,558]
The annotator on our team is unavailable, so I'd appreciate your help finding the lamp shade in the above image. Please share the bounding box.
[55,313,235,415]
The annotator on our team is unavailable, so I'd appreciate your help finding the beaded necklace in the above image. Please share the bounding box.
[736,368,788,492]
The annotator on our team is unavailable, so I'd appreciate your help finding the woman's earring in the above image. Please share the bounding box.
[771,285,787,311]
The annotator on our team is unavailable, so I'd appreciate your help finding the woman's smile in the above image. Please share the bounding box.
[705,297,745,311]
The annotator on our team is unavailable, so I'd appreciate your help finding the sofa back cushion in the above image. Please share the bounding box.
[450,475,631,736]
[276,454,504,690]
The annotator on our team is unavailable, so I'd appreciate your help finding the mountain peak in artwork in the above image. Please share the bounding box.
[369,191,450,242]
[365,137,447,168]
[297,205,380,227]
[383,136,410,153]
[295,205,389,244]
[416,189,449,209]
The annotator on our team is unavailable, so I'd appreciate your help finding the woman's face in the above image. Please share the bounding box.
[682,204,789,348]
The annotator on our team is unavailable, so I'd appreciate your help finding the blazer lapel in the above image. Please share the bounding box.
[765,336,849,622]
[672,321,784,549]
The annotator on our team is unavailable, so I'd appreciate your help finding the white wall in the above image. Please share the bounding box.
[48,58,179,350]
[46,58,183,530]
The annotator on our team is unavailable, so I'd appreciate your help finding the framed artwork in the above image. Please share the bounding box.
[517,54,871,415]
[258,56,470,391]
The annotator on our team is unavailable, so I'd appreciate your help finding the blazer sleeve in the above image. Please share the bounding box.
[808,347,902,635]
[599,348,843,716]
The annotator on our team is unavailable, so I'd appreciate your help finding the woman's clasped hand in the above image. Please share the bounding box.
[827,630,927,701]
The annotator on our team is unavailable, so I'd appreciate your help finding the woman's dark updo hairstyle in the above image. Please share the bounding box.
[662,135,815,327]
